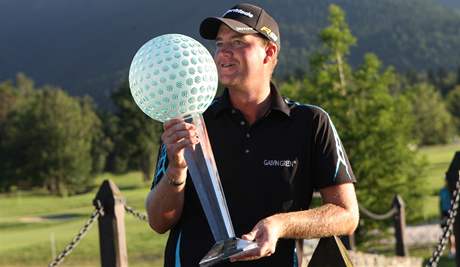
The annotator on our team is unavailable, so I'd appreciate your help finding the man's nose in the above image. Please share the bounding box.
[217,45,233,57]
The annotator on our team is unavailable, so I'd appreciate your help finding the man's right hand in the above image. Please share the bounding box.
[161,118,199,180]
[146,118,199,233]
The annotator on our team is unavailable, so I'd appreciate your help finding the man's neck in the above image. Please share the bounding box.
[228,82,272,125]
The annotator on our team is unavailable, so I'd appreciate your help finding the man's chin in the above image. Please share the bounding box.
[218,78,236,88]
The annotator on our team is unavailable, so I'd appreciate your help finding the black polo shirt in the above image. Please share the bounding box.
[151,83,356,267]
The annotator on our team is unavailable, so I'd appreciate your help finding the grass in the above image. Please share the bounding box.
[418,142,460,221]
[0,172,167,267]
[0,142,459,266]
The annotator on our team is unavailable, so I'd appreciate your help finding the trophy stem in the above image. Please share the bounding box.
[183,113,235,241]
[183,113,258,266]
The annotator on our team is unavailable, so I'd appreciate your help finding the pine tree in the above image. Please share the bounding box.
[404,83,455,144]
[281,4,428,241]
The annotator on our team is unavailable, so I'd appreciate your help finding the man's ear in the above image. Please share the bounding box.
[263,42,277,64]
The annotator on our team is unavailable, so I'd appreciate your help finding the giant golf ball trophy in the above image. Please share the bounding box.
[129,34,257,266]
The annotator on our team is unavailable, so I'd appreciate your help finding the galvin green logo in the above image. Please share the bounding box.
[263,159,297,167]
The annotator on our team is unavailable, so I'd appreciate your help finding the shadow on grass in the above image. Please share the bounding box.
[118,185,144,191]
[0,213,87,230]
[41,213,84,220]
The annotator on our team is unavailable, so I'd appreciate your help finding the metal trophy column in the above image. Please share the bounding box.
[183,113,234,240]
[183,113,257,266]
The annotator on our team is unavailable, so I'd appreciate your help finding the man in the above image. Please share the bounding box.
[146,3,359,266]
[440,179,456,258]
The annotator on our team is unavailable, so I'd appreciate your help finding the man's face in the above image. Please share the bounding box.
[214,24,267,89]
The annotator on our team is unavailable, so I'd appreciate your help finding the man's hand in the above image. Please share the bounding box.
[230,215,284,262]
[162,118,199,174]
[146,118,199,233]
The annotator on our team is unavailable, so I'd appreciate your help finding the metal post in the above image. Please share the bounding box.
[393,195,408,256]
[93,180,128,267]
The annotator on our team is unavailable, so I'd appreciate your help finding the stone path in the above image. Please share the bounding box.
[405,223,443,246]
[303,223,444,255]
[300,224,443,267]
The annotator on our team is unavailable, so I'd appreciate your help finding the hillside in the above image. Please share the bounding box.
[1,0,460,109]
[439,0,460,8]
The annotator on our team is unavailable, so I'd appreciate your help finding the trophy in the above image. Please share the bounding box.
[129,34,257,266]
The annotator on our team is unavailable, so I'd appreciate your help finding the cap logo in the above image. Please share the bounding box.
[260,26,278,42]
[235,27,254,32]
[223,8,254,18]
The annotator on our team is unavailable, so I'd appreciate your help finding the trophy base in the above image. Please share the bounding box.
[199,237,258,267]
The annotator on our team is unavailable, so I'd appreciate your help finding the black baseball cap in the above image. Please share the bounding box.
[200,3,280,48]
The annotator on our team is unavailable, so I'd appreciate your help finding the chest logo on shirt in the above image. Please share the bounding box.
[263,159,297,167]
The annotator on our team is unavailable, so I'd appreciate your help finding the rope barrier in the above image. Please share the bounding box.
[359,204,397,220]
[48,201,104,267]
[124,204,148,222]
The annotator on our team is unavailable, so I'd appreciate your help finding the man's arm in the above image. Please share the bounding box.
[146,167,187,233]
[278,183,359,238]
[145,119,198,234]
[232,183,359,261]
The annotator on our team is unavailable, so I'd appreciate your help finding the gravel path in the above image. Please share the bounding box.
[405,223,443,246]
[303,223,445,255]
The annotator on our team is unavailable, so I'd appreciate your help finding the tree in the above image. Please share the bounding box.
[457,66,460,85]
[0,73,34,122]
[446,85,460,132]
[404,83,455,145]
[109,81,162,182]
[0,74,38,191]
[0,77,100,195]
[86,96,114,174]
[0,81,16,122]
[310,4,356,97]
[281,4,428,241]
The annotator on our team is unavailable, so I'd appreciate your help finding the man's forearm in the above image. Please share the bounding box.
[233,199,359,262]
[145,168,187,234]
[273,203,359,239]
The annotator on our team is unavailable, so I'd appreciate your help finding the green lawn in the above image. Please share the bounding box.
[0,172,167,267]
[418,143,460,221]
[0,142,459,266]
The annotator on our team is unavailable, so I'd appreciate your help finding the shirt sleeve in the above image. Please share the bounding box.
[151,143,169,190]
[311,109,356,190]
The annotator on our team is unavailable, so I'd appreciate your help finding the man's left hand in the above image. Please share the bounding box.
[230,215,284,262]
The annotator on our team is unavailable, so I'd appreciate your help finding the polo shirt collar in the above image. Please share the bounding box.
[210,82,291,117]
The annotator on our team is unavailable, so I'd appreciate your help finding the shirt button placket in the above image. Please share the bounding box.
[239,120,250,155]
